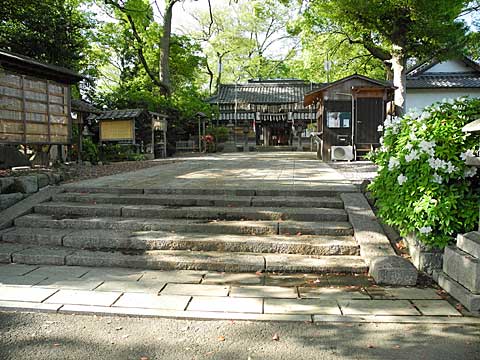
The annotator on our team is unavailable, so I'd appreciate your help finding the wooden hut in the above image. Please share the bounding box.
[0,50,83,145]
[304,74,395,161]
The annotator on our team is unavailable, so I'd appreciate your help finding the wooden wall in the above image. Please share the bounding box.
[0,69,71,144]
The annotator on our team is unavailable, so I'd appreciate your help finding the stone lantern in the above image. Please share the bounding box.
[242,124,250,152]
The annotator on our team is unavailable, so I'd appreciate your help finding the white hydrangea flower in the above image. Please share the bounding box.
[388,157,400,171]
[405,143,413,151]
[405,149,419,163]
[428,157,447,170]
[419,226,432,234]
[464,167,478,178]
[397,174,407,185]
[407,108,420,119]
[418,111,430,121]
[379,136,384,145]
[419,140,435,156]
[420,124,427,131]
[432,173,443,184]
[445,162,457,174]
[460,149,475,161]
[377,125,384,132]
[409,132,417,141]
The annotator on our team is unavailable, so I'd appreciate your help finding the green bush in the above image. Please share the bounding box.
[81,138,99,164]
[101,144,144,162]
[368,97,480,248]
[206,126,229,143]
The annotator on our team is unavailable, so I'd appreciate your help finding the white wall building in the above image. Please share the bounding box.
[406,57,480,113]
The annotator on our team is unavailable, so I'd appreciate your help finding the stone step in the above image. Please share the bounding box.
[15,214,354,236]
[63,185,359,197]
[0,242,367,273]
[433,270,480,314]
[53,192,344,209]
[457,231,480,259]
[443,245,480,294]
[1,227,359,256]
[34,202,349,222]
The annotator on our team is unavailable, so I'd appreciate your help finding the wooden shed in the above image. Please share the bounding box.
[0,50,83,145]
[304,74,395,161]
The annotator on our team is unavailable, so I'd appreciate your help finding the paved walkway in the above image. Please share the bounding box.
[0,263,477,324]
[68,152,354,191]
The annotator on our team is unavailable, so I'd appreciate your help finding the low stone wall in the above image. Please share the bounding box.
[404,233,444,275]
[0,172,63,211]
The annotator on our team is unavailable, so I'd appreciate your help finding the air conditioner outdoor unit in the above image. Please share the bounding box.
[331,145,354,161]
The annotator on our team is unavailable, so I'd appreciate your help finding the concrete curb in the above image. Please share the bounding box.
[0,301,478,324]
[0,186,65,230]
[340,193,418,286]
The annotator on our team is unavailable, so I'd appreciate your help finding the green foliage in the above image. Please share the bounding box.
[368,97,480,248]
[81,137,99,164]
[100,144,145,162]
[206,126,229,143]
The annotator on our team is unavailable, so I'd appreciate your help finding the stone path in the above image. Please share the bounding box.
[0,263,477,324]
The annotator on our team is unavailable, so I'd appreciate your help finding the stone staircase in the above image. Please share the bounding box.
[0,186,368,274]
[434,231,480,313]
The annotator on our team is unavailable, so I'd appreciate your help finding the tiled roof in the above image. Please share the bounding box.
[209,80,324,104]
[71,99,101,114]
[406,73,480,89]
[88,109,146,121]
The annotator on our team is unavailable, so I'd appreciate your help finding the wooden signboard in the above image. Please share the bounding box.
[100,119,134,142]
[0,69,71,144]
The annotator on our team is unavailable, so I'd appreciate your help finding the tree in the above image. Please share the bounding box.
[0,0,94,70]
[296,0,470,115]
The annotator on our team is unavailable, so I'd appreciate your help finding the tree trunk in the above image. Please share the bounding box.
[391,45,407,117]
[159,0,176,95]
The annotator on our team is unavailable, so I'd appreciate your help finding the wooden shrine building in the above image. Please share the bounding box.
[0,50,83,145]
[304,74,395,161]
[209,79,321,147]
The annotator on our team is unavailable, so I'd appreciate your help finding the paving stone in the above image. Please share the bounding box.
[230,285,297,299]
[202,272,263,285]
[0,274,47,287]
[114,293,190,310]
[327,274,373,287]
[96,280,165,293]
[413,300,462,316]
[0,264,38,276]
[299,287,370,300]
[187,296,262,313]
[161,283,229,296]
[264,274,329,287]
[264,298,341,315]
[45,289,122,306]
[12,246,75,266]
[0,244,32,263]
[0,300,62,312]
[35,278,103,290]
[140,270,204,283]
[366,287,442,300]
[0,285,57,302]
[29,265,91,279]
[434,270,480,313]
[338,300,420,316]
[81,267,144,281]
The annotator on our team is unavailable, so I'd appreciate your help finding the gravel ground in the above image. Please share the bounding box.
[0,312,479,360]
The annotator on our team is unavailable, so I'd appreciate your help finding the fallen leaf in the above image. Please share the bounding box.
[218,336,225,342]
[122,334,130,339]
[272,333,280,341]
[53,343,61,347]
[255,270,263,276]
[296,232,302,236]
[115,326,123,331]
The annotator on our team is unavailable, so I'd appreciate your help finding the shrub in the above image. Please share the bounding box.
[368,97,480,248]
[206,126,229,143]
[81,138,99,164]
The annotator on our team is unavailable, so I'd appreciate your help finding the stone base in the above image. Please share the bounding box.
[405,233,443,274]
[433,270,480,314]
[443,245,480,294]
[369,256,418,286]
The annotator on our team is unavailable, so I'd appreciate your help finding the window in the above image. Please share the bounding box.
[326,111,351,128]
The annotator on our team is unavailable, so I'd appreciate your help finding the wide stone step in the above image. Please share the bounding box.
[1,227,359,256]
[34,202,348,222]
[53,192,344,209]
[15,214,354,236]
[0,242,367,273]
[457,231,480,259]
[63,184,359,197]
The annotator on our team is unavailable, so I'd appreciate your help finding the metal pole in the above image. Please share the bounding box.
[234,82,238,146]
[198,117,202,152]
